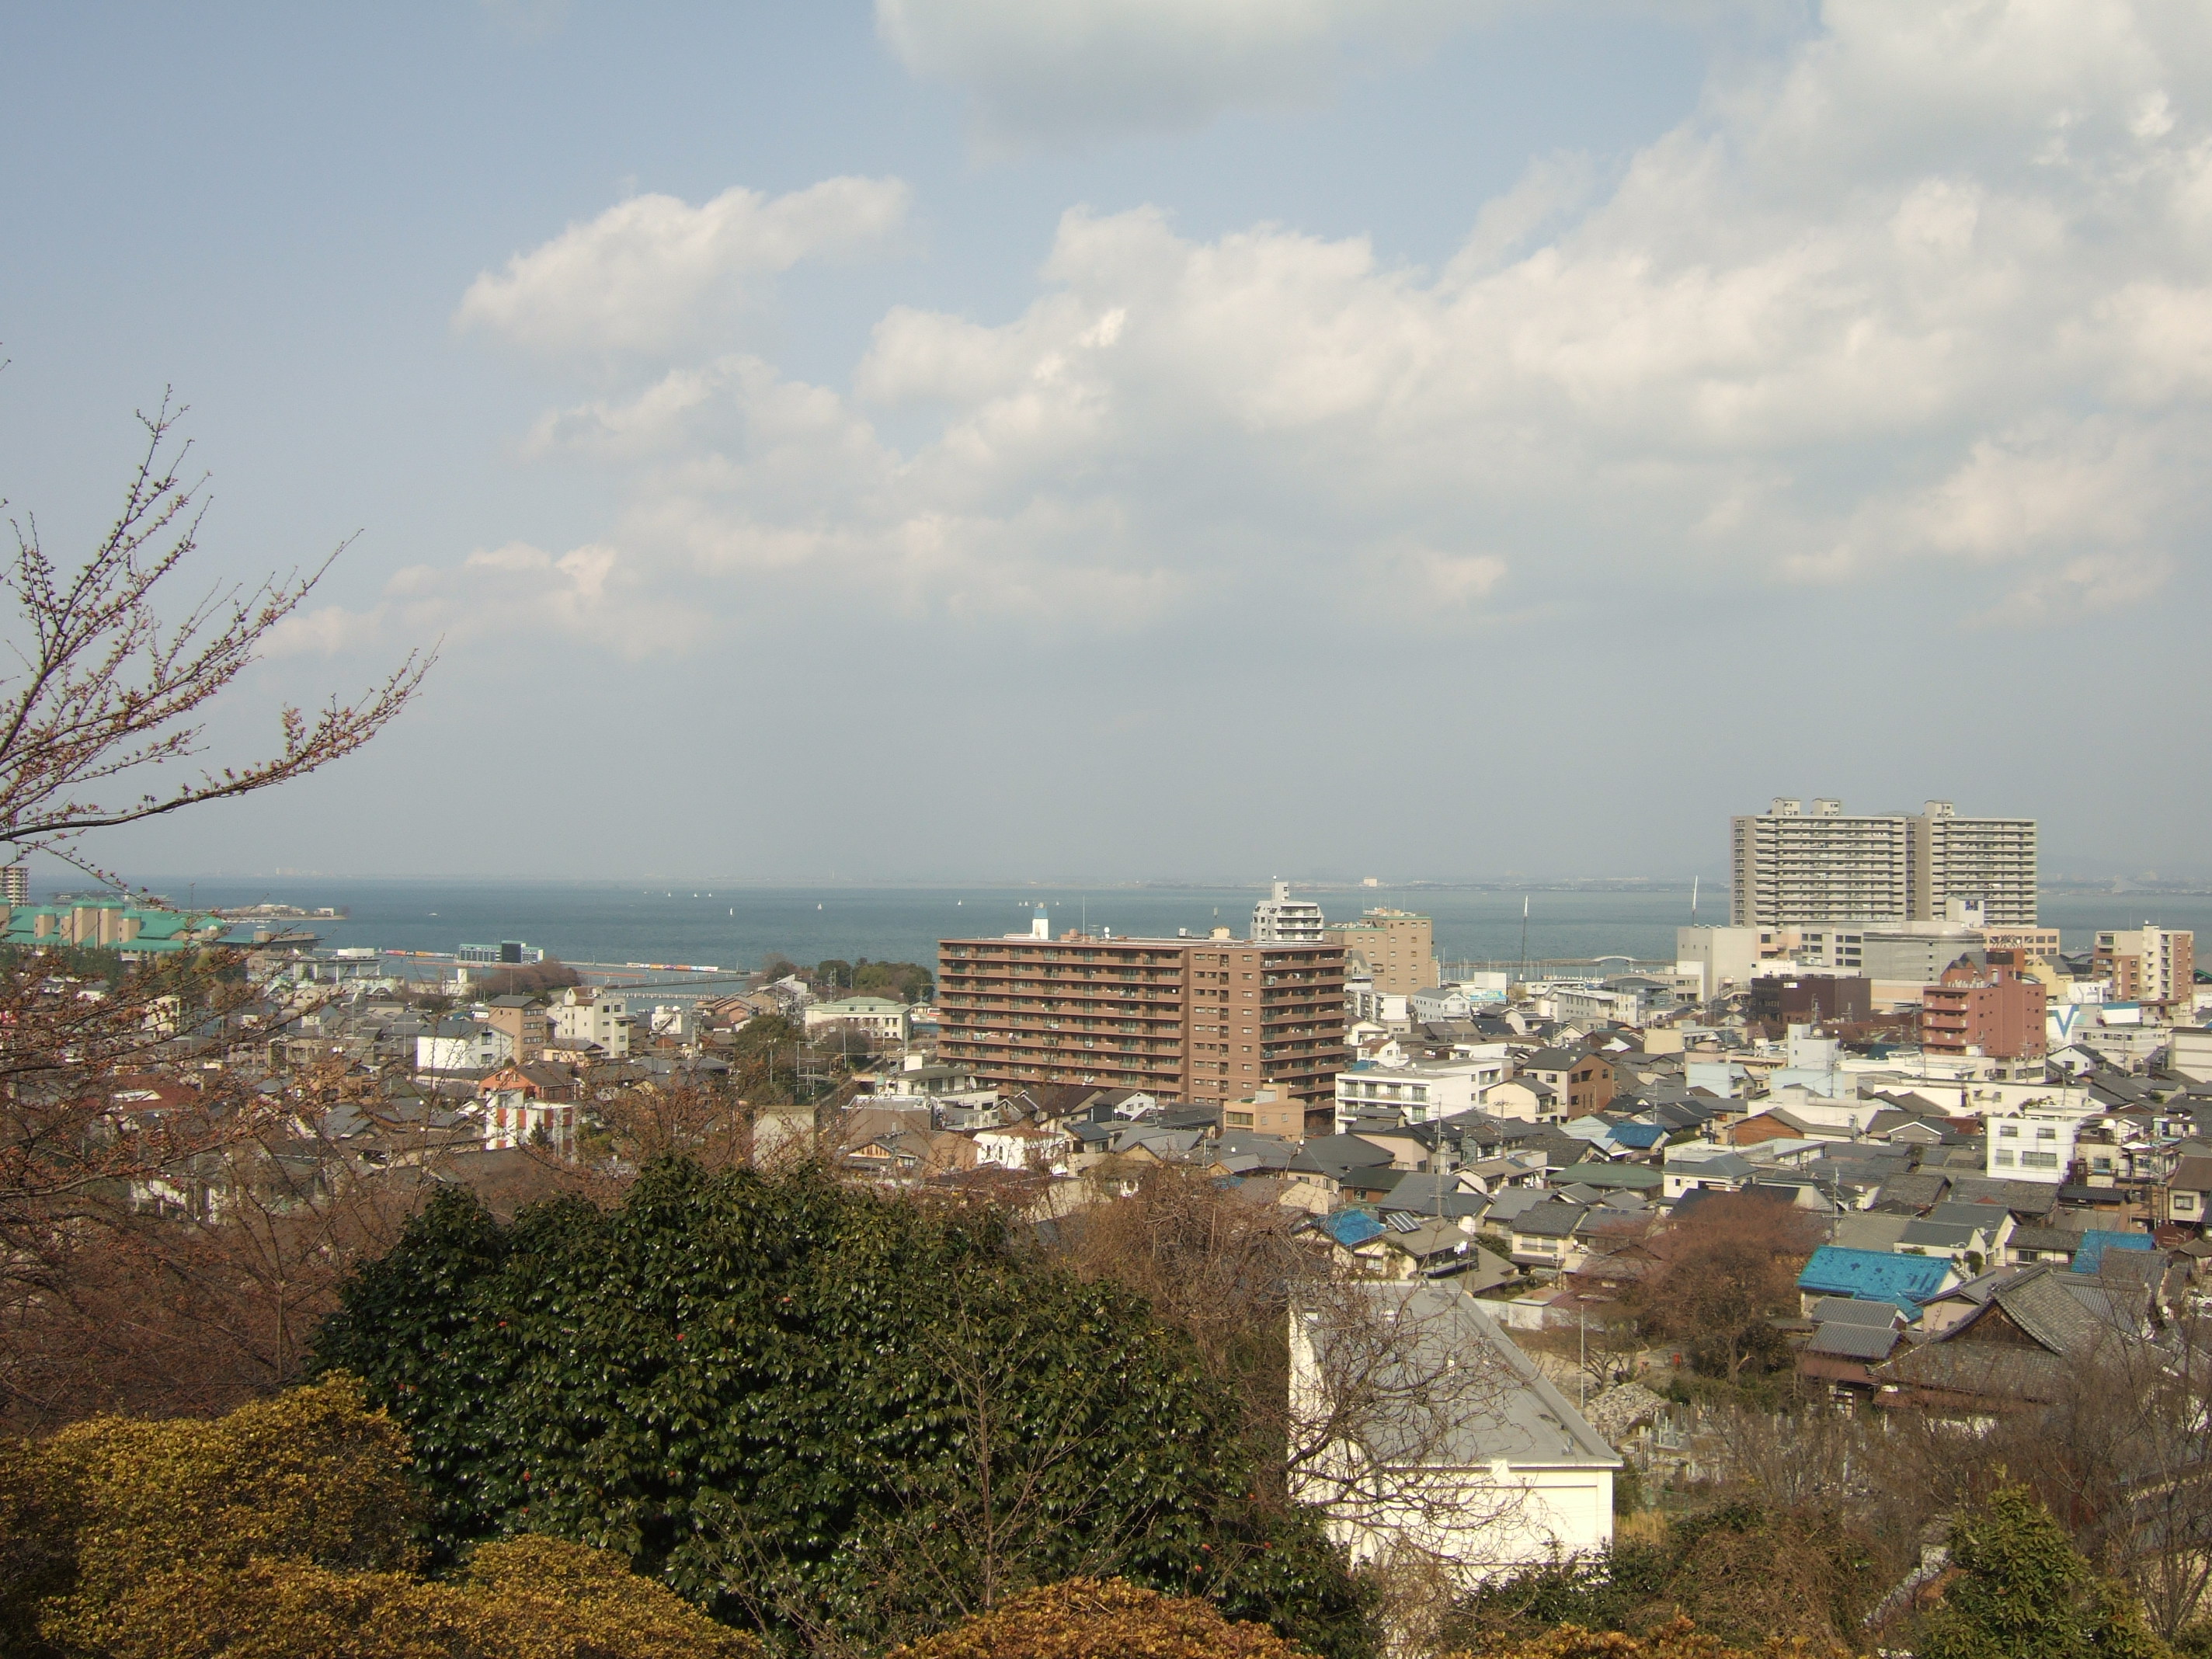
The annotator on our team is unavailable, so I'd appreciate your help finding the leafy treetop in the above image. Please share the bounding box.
[311,1160,1371,1659]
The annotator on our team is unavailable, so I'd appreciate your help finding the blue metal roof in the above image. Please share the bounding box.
[1611,1123,1667,1149]
[1321,1209,1386,1247]
[2071,1229,2154,1275]
[1796,1246,1954,1309]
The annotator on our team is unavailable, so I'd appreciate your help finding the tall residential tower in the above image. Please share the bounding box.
[1730,798,2036,927]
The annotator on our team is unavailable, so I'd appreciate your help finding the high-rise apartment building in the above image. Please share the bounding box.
[1,864,26,907]
[2095,926,2196,1010]
[1730,799,1911,926]
[1251,880,1325,944]
[1909,802,2037,927]
[1324,908,1437,996]
[1730,798,2036,927]
[937,926,1344,1106]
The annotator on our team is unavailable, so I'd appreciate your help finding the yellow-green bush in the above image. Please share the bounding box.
[883,1577,1316,1659]
[3,1376,760,1659]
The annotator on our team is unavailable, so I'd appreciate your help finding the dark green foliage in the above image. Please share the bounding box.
[1915,1486,2168,1659]
[311,1162,1369,1659]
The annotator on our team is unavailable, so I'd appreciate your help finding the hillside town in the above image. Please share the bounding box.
[23,798,2212,1446]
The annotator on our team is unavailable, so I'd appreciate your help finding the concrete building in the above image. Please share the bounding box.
[1224,1084,1307,1139]
[416,1019,513,1073]
[1731,798,1912,926]
[1908,802,2037,927]
[1676,925,1779,1000]
[804,995,913,1046]
[1333,1056,1509,1129]
[483,995,548,1063]
[551,987,634,1059]
[1326,907,1438,997]
[1985,1109,2082,1184]
[2095,926,2196,1011]
[937,923,1344,1107]
[1,864,25,906]
[1730,797,2036,927]
[1921,958,2047,1062]
[1252,880,1326,944]
[1749,974,1872,1027]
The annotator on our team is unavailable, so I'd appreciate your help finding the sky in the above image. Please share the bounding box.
[2,1,2208,884]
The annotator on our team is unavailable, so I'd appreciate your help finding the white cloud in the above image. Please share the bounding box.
[458,0,2212,651]
[455,177,910,355]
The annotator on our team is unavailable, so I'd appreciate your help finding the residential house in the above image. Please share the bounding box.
[416,1018,511,1073]
[473,1063,579,1156]
[1796,1247,1960,1315]
[1508,1202,1595,1273]
[1876,1264,2137,1414]
[973,1119,1073,1173]
[2156,1153,2212,1229]
[1289,1282,1619,1584]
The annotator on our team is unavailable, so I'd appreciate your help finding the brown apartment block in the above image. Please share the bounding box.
[484,995,549,1063]
[1921,958,2047,1061]
[1323,908,1437,996]
[937,933,1345,1107]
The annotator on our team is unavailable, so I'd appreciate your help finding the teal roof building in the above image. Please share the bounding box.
[2,897,231,957]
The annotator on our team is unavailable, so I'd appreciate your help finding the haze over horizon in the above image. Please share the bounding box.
[5,3,2209,885]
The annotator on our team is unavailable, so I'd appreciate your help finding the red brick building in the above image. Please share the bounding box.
[1921,957,2046,1061]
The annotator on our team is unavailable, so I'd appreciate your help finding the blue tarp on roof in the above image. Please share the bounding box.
[1320,1209,1386,1248]
[1796,1246,1954,1309]
[2071,1229,2154,1275]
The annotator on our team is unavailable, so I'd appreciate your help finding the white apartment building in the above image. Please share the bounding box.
[1730,797,2036,928]
[416,1020,513,1073]
[552,987,633,1058]
[1334,1057,1508,1129]
[1911,802,2038,928]
[1252,879,1327,944]
[805,995,913,1045]
[2096,926,2196,1009]
[1731,798,1911,926]
[1985,1110,2082,1184]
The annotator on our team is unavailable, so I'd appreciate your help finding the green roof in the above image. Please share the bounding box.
[1556,1161,1664,1190]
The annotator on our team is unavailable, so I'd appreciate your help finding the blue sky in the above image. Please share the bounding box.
[3,2,2208,883]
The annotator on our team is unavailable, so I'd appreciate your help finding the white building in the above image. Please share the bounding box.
[1911,802,2039,927]
[972,1119,1073,1173]
[416,1019,512,1073]
[1985,1110,2083,1184]
[1290,1282,1617,1585]
[804,996,913,1045]
[552,987,634,1058]
[1676,926,1772,1000]
[1334,1057,1508,1129]
[1252,879,1326,944]
[1730,797,2036,928]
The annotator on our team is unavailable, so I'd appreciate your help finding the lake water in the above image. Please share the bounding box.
[103,878,2212,979]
